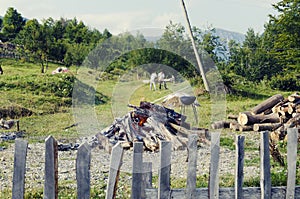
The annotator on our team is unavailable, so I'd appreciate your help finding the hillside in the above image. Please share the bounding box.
[215,28,245,43]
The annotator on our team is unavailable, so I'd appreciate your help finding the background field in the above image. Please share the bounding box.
[0,59,298,198]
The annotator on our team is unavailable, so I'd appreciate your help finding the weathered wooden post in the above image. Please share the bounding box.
[235,135,245,199]
[186,134,198,199]
[142,162,153,199]
[131,142,144,199]
[260,131,271,199]
[44,136,58,199]
[286,128,298,199]
[76,142,91,199]
[106,143,124,199]
[12,139,28,199]
[209,132,220,199]
[158,141,172,199]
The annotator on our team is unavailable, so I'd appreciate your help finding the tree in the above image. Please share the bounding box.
[157,21,191,55]
[264,0,300,68]
[192,27,226,63]
[16,19,49,72]
[1,7,25,42]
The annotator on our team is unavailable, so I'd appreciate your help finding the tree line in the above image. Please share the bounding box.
[0,0,299,91]
[0,7,112,73]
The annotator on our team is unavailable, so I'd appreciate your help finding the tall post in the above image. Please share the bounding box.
[181,0,210,92]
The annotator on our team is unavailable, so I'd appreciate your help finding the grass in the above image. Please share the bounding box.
[0,58,299,198]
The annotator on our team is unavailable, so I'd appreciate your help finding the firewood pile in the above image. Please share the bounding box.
[212,93,300,136]
[211,93,300,166]
[95,101,209,152]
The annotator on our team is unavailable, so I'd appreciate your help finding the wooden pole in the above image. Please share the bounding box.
[76,142,91,199]
[180,0,210,92]
[12,139,28,199]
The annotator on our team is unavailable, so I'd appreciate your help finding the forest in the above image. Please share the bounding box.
[0,0,299,91]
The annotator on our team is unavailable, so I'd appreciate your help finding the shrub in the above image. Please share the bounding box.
[269,74,300,91]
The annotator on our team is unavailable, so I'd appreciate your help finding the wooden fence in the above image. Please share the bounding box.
[9,128,300,199]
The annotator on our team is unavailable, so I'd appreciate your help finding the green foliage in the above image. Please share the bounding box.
[265,0,300,66]
[1,6,112,71]
[0,7,25,42]
[269,73,300,91]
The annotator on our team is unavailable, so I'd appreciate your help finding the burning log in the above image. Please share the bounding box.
[95,101,206,152]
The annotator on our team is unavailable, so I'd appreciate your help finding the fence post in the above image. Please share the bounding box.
[235,135,245,199]
[142,162,152,199]
[106,143,124,199]
[131,142,144,199]
[209,132,220,199]
[44,135,58,199]
[286,128,298,199]
[158,141,172,199]
[12,139,28,199]
[76,142,91,199]
[260,131,271,199]
[186,134,198,199]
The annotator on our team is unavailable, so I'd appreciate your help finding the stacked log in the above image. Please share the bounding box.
[211,93,300,135]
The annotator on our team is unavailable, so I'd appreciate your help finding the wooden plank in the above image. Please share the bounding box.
[142,162,153,199]
[106,143,124,199]
[12,139,28,199]
[186,134,198,199]
[260,132,271,199]
[235,135,245,199]
[44,135,58,199]
[131,142,143,199]
[145,186,300,199]
[286,128,298,199]
[158,141,172,199]
[76,142,91,199]
[209,132,220,199]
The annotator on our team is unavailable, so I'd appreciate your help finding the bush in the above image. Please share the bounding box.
[269,74,300,91]
[0,73,75,97]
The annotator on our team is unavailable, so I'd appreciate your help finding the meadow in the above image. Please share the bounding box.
[0,58,297,198]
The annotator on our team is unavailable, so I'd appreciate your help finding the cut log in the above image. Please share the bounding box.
[229,121,240,131]
[296,106,300,113]
[251,94,284,115]
[253,123,282,132]
[269,141,285,167]
[238,112,281,125]
[169,123,210,145]
[288,103,295,115]
[211,121,230,129]
[238,125,253,132]
[288,93,300,102]
[143,137,159,151]
[273,113,300,134]
[227,114,238,120]
[263,108,273,115]
[158,123,186,150]
[285,113,300,128]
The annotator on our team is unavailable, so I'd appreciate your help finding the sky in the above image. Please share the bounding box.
[0,0,279,35]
